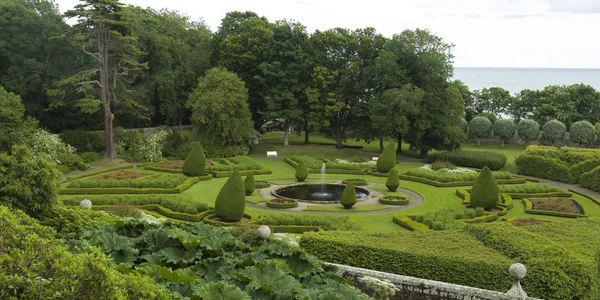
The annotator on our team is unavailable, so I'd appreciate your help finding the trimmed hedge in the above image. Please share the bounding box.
[399,174,526,187]
[341,178,368,186]
[580,166,600,192]
[285,157,366,175]
[182,141,206,176]
[392,215,430,232]
[515,154,574,183]
[523,198,587,218]
[295,161,308,182]
[379,195,409,205]
[386,168,399,191]
[214,169,246,221]
[426,151,507,171]
[62,165,134,183]
[59,175,210,195]
[244,173,255,196]
[568,188,600,206]
[570,159,600,183]
[301,230,514,292]
[255,180,271,188]
[470,166,499,210]
[202,213,255,226]
[266,199,298,209]
[340,182,357,209]
[376,142,396,173]
[403,168,516,183]
[61,194,208,215]
[457,188,571,202]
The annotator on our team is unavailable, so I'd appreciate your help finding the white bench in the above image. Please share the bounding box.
[267,151,278,158]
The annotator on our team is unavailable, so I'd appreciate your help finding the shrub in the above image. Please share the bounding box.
[60,130,105,153]
[266,199,298,209]
[386,168,399,191]
[67,173,188,189]
[258,214,361,231]
[542,119,567,145]
[580,166,600,192]
[341,178,368,186]
[379,195,409,205]
[517,119,540,145]
[468,116,492,146]
[570,120,597,146]
[295,161,308,182]
[244,173,255,196]
[254,180,271,188]
[491,119,514,147]
[515,154,574,183]
[377,142,396,173]
[426,151,507,171]
[570,159,600,183]
[182,141,206,176]
[470,166,499,209]
[61,194,208,214]
[0,145,61,218]
[460,118,468,134]
[79,151,100,163]
[340,182,357,209]
[163,129,195,160]
[215,169,245,221]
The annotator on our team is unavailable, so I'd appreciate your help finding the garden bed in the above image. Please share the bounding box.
[341,178,368,186]
[95,170,153,180]
[60,174,211,195]
[266,199,298,209]
[202,213,256,226]
[255,180,271,188]
[524,197,587,218]
[379,195,409,205]
[401,165,524,187]
[284,156,366,175]
[303,204,388,212]
[148,157,271,177]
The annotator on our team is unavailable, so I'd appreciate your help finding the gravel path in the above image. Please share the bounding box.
[517,174,600,199]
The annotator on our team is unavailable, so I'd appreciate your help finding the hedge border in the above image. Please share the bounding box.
[568,188,600,206]
[379,195,410,205]
[523,198,588,218]
[147,160,271,178]
[59,174,212,195]
[202,213,257,226]
[455,189,514,210]
[392,215,430,232]
[284,158,366,175]
[255,180,271,188]
[398,174,526,187]
[456,188,572,201]
[87,204,214,222]
[341,178,369,186]
[266,199,299,209]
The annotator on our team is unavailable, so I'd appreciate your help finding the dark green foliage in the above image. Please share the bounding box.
[79,151,100,163]
[570,120,597,146]
[570,159,600,183]
[295,161,308,182]
[244,173,255,196]
[470,166,499,209]
[427,151,507,171]
[580,166,600,192]
[0,145,61,218]
[376,142,396,173]
[259,215,362,231]
[215,169,245,221]
[386,168,399,191]
[39,206,122,240]
[517,119,540,144]
[67,173,189,189]
[340,182,357,209]
[61,194,208,214]
[515,154,574,183]
[414,206,482,230]
[541,119,567,144]
[60,130,106,153]
[162,129,194,160]
[468,116,492,145]
[182,141,206,176]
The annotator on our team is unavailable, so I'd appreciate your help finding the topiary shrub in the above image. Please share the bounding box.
[541,119,566,145]
[570,159,600,183]
[570,120,597,146]
[460,118,469,134]
[517,119,540,145]
[580,166,600,192]
[469,116,493,146]
[340,182,357,209]
[295,161,308,182]
[493,119,515,147]
[182,141,206,176]
[386,168,399,192]
[470,166,499,210]
[215,169,246,221]
[377,142,396,173]
[244,173,255,196]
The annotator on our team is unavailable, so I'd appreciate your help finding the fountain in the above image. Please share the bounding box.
[310,163,332,200]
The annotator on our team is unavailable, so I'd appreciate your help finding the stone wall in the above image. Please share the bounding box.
[330,263,542,300]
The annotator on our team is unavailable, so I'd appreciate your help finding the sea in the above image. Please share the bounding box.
[453,67,600,95]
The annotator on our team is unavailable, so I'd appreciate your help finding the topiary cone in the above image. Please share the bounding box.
[244,173,255,196]
[386,168,399,192]
[340,182,357,209]
[295,161,308,182]
[377,142,396,173]
[182,141,206,176]
[470,166,499,210]
[215,169,246,221]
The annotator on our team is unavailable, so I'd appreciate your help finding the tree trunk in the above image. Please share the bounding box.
[477,139,481,147]
[304,117,309,144]
[334,130,343,149]
[98,31,117,160]
[397,133,403,153]
[419,149,429,159]
[502,140,505,148]
[379,135,384,153]
[283,120,290,147]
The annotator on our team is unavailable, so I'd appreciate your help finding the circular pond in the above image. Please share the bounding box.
[272,184,370,203]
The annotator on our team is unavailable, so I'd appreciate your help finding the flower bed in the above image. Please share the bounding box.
[95,170,152,180]
[379,195,409,205]
[266,198,299,209]
[524,197,587,218]
[255,180,271,188]
[401,165,524,187]
[341,178,368,186]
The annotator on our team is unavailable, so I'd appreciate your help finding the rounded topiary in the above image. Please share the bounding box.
[377,142,396,173]
[244,173,255,196]
[542,119,566,145]
[215,169,246,221]
[493,119,515,147]
[460,118,469,134]
[182,141,206,176]
[386,168,399,192]
[570,120,597,146]
[295,161,308,182]
[517,119,540,145]
[470,166,499,210]
[469,116,493,146]
[340,182,357,209]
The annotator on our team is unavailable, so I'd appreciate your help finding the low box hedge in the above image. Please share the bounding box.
[211,168,271,178]
[379,195,410,205]
[301,230,514,292]
[62,165,134,183]
[266,199,298,209]
[284,158,366,175]
[568,188,600,206]
[341,178,368,186]
[59,175,210,195]
[202,213,257,226]
[255,180,271,188]
[426,150,507,171]
[523,198,587,218]
[455,190,513,210]
[392,215,430,232]
[399,174,526,187]
[457,188,571,201]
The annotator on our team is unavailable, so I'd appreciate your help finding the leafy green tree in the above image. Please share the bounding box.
[186,68,253,157]
[530,84,600,127]
[182,141,206,176]
[0,86,37,151]
[541,119,567,145]
[517,119,540,145]
[244,173,255,196]
[509,89,536,123]
[570,120,597,146]
[596,123,600,146]
[340,182,357,209]
[473,87,513,118]
[295,161,308,182]
[459,118,469,134]
[470,166,499,210]
[454,80,476,121]
[0,145,61,218]
[377,142,396,173]
[386,168,399,192]
[215,169,246,221]
[469,116,492,146]
[493,119,515,148]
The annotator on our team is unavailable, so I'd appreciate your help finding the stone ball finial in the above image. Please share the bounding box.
[257,225,271,240]
[509,263,526,280]
[80,199,92,209]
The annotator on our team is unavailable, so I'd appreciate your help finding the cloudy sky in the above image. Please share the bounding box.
[55,0,600,69]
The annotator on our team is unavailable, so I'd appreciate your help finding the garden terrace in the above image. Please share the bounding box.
[148,156,271,177]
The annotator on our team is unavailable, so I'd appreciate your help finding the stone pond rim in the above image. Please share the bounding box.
[272,183,370,203]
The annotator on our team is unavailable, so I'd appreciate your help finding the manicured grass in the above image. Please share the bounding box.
[369,185,410,199]
[303,204,389,212]
[246,194,271,204]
